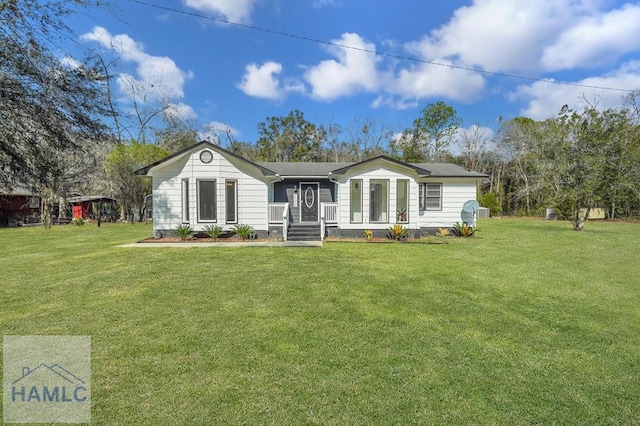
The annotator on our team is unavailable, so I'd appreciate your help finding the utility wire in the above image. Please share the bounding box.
[127,0,635,94]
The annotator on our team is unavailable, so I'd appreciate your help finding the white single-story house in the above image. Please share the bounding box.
[135,141,487,240]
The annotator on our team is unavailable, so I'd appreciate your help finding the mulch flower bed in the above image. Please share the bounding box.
[139,237,282,243]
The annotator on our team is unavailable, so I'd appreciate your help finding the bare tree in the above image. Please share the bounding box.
[0,0,111,227]
[346,117,394,161]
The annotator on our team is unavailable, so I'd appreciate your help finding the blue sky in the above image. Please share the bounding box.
[67,0,640,146]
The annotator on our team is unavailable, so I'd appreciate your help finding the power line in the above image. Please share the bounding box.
[127,0,635,94]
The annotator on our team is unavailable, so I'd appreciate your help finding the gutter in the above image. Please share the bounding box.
[328,172,340,185]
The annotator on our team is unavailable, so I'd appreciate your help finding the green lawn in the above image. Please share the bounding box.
[1,219,639,424]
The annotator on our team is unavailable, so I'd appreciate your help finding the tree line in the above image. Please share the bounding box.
[2,1,639,230]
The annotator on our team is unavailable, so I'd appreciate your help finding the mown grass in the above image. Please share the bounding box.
[1,219,639,424]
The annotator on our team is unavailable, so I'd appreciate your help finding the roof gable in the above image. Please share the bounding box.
[135,143,487,179]
[134,141,276,177]
[330,155,432,177]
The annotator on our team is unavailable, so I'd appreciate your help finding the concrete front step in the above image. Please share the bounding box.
[287,224,322,241]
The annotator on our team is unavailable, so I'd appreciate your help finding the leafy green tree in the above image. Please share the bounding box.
[535,106,611,230]
[256,110,325,161]
[105,141,168,221]
[597,102,640,219]
[396,101,462,162]
[479,192,502,216]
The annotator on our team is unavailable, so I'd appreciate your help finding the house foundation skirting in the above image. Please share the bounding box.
[152,226,456,240]
[267,225,285,239]
[153,229,269,239]
[334,228,422,239]
[419,227,455,236]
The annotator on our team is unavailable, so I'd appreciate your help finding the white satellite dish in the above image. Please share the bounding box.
[462,199,480,213]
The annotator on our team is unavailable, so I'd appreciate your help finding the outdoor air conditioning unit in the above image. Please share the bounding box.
[477,207,490,219]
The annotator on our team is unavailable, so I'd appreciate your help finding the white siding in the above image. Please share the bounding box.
[417,178,478,228]
[151,148,269,234]
[335,166,479,230]
[336,164,421,230]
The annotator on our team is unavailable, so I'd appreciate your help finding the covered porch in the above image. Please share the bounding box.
[268,201,338,241]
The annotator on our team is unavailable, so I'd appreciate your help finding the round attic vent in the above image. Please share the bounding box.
[199,150,213,164]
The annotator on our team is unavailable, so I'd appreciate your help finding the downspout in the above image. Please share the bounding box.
[328,172,339,186]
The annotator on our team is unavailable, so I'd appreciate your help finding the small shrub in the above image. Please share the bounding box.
[203,224,224,240]
[479,192,502,216]
[71,218,85,226]
[387,224,409,241]
[175,224,194,241]
[453,222,475,237]
[233,224,254,240]
[363,229,374,241]
[436,228,450,238]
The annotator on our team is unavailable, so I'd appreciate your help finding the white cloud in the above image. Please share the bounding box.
[237,61,303,100]
[165,103,198,121]
[81,27,193,103]
[386,59,486,104]
[405,0,640,74]
[408,0,583,73]
[237,62,282,99]
[371,96,418,110]
[234,1,639,110]
[541,4,640,71]
[183,0,257,23]
[514,61,640,120]
[304,33,379,101]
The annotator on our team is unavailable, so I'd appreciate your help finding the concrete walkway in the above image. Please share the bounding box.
[117,240,323,248]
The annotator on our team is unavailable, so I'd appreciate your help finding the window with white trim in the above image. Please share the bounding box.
[225,180,237,224]
[181,179,189,223]
[198,179,217,222]
[420,183,442,211]
[396,180,409,223]
[370,180,389,223]
[350,179,362,223]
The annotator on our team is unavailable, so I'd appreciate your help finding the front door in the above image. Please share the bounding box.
[300,183,319,222]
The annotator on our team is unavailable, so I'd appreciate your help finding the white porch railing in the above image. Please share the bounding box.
[268,202,288,224]
[268,202,290,241]
[321,202,339,241]
[282,204,289,241]
[323,203,339,224]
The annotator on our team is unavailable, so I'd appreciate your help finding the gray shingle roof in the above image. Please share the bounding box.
[136,142,486,178]
[258,161,486,178]
[411,163,487,178]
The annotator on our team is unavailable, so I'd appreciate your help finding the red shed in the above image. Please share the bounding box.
[67,195,117,219]
[0,187,42,227]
